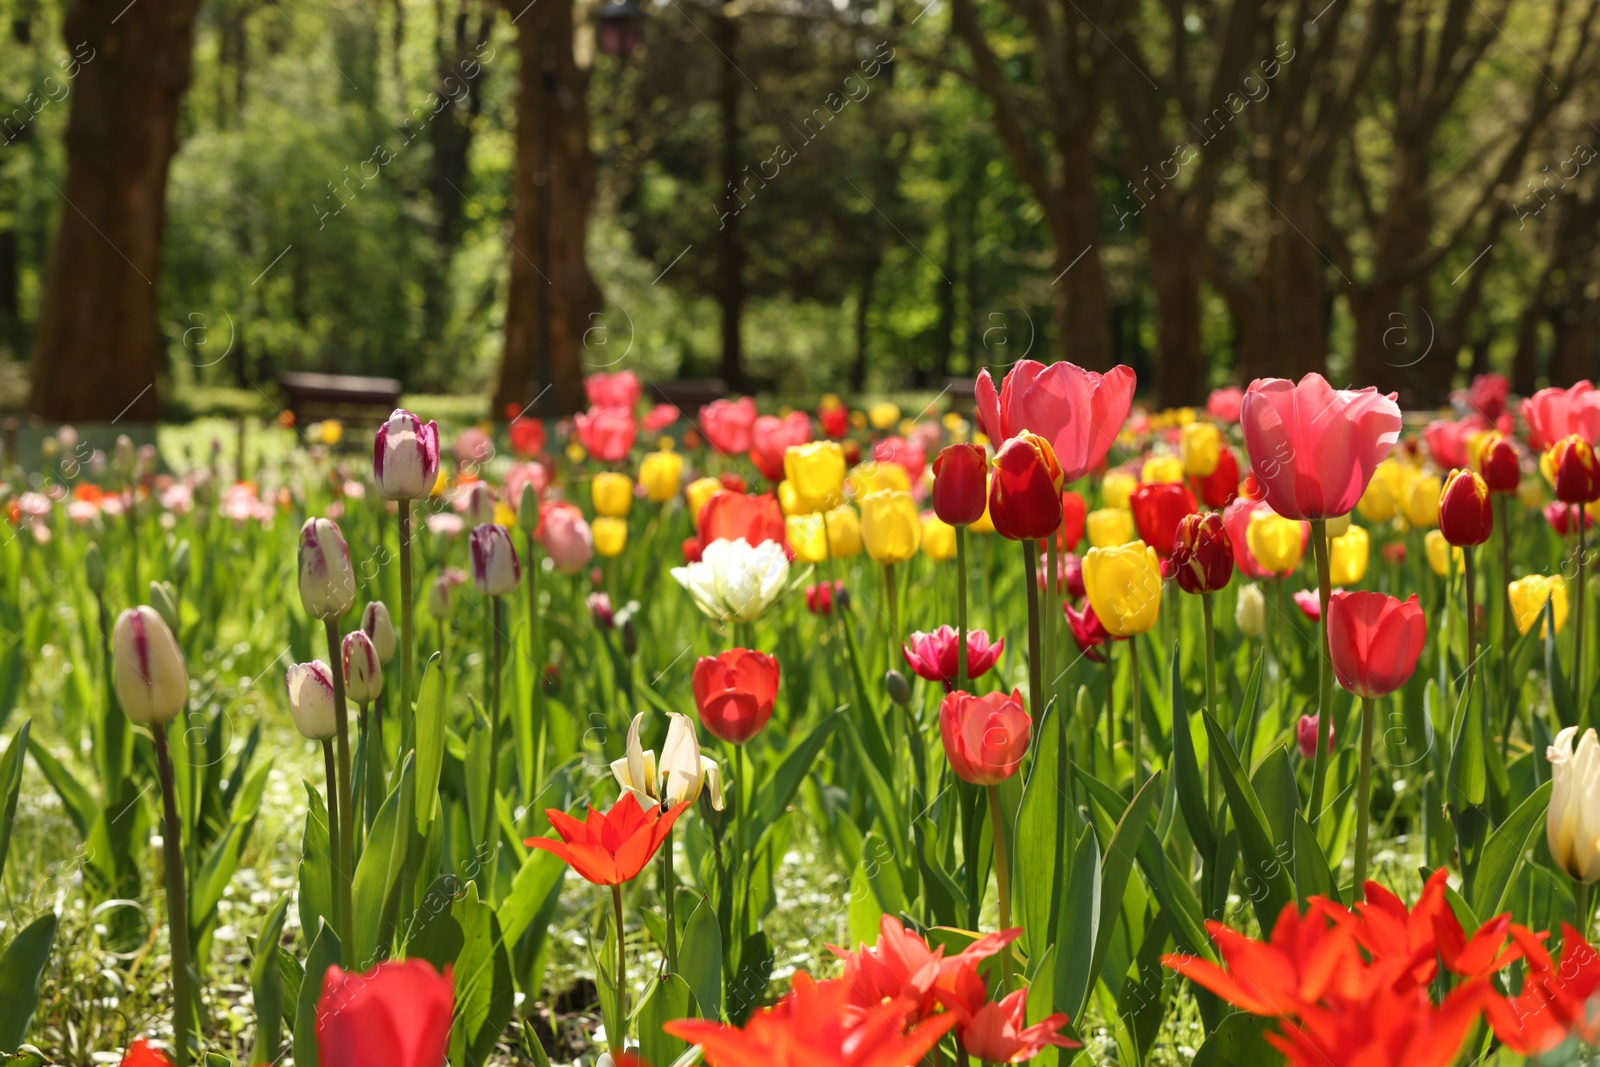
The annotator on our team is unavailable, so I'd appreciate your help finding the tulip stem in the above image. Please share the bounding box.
[526,532,546,792]
[1576,880,1594,940]
[325,617,356,957]
[1307,519,1334,825]
[1577,519,1587,716]
[611,881,628,1057]
[662,822,677,974]
[1353,695,1375,891]
[956,526,969,692]
[1022,540,1043,724]
[399,498,414,754]
[884,563,901,661]
[482,596,504,901]
[322,739,342,941]
[1202,592,1220,822]
[985,783,1013,992]
[1499,494,1513,744]
[1129,636,1142,782]
[1464,547,1478,699]
[153,724,194,1067]
[1045,534,1059,713]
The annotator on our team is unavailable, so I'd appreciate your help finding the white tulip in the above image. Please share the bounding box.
[610,712,724,810]
[299,517,355,620]
[373,408,441,501]
[112,606,188,725]
[1549,726,1600,884]
[286,661,338,741]
[1235,583,1265,638]
[361,601,397,664]
[670,538,790,624]
[342,630,384,704]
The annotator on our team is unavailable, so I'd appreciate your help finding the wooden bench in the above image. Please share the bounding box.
[649,379,728,412]
[278,371,403,427]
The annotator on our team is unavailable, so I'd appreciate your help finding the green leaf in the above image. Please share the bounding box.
[496,848,566,951]
[1468,779,1552,920]
[1293,813,1338,906]
[448,882,515,1067]
[1545,601,1576,729]
[1084,772,1160,1018]
[350,755,414,970]
[680,899,723,1020]
[414,655,446,834]
[727,932,773,1025]
[1202,712,1294,929]
[1016,698,1064,959]
[1192,1011,1279,1067]
[1055,817,1100,1025]
[636,973,693,1067]
[25,737,95,839]
[0,720,31,880]
[751,713,838,851]
[838,717,905,853]
[297,783,334,947]
[0,914,56,1052]
[247,896,291,1067]
[1169,648,1217,858]
[292,922,342,1067]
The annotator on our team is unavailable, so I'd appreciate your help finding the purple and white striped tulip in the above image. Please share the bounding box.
[286,661,338,740]
[373,409,441,501]
[112,606,188,725]
[361,601,396,665]
[299,517,355,620]
[342,630,384,704]
[469,524,520,597]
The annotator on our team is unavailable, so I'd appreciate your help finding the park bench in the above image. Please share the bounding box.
[649,378,727,411]
[278,371,403,427]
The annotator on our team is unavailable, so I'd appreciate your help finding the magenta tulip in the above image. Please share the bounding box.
[974,358,1136,482]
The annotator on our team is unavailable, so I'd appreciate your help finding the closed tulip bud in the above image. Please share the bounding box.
[1171,512,1233,594]
[1548,726,1600,883]
[931,443,988,526]
[149,580,180,633]
[988,432,1064,541]
[1439,469,1492,546]
[786,514,830,564]
[1181,422,1221,477]
[1548,435,1600,504]
[622,616,639,657]
[1402,472,1442,528]
[1297,714,1333,759]
[373,409,442,501]
[783,441,847,513]
[299,517,355,620]
[1424,529,1462,577]
[1475,432,1521,493]
[516,482,540,535]
[920,513,957,561]
[692,648,780,743]
[593,516,628,557]
[860,489,922,564]
[1102,470,1138,510]
[1246,510,1305,573]
[939,689,1031,785]
[1086,507,1135,548]
[540,502,595,573]
[591,472,634,518]
[639,452,684,504]
[885,668,913,707]
[113,434,135,478]
[86,542,105,595]
[1357,460,1403,522]
[1326,591,1426,698]
[1083,540,1163,636]
[463,482,497,527]
[361,602,396,664]
[112,606,188,725]
[1328,524,1370,586]
[172,539,191,586]
[469,523,521,596]
[1509,574,1568,635]
[1235,583,1266,636]
[342,630,383,703]
[426,571,460,620]
[285,660,337,740]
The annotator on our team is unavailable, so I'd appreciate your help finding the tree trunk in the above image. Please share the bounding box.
[1051,137,1114,371]
[1144,211,1205,406]
[494,1,601,418]
[851,261,876,394]
[716,2,744,392]
[29,0,202,422]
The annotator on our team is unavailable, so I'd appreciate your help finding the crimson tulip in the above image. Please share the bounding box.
[509,416,545,458]
[1468,372,1511,421]
[119,1041,175,1067]
[974,358,1135,481]
[1545,501,1593,536]
[1064,599,1120,662]
[805,580,844,615]
[902,626,1003,689]
[1057,489,1087,551]
[930,443,988,526]
[1171,512,1233,594]
[987,431,1064,540]
[1292,589,1321,620]
[1193,445,1240,508]
[1475,433,1520,493]
[315,959,454,1067]
[817,399,849,439]
[1130,481,1197,557]
[525,800,688,885]
[939,689,1031,785]
[1327,591,1425,699]
[1549,434,1600,504]
[1296,714,1333,759]
[698,491,787,549]
[1439,469,1492,546]
[1239,372,1402,521]
[692,648,780,743]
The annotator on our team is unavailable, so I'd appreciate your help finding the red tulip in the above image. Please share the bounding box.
[939,689,1031,785]
[574,406,637,463]
[931,443,988,526]
[315,959,454,1067]
[818,401,849,439]
[643,403,681,433]
[1523,382,1600,451]
[525,800,688,885]
[1486,924,1600,1055]
[1549,434,1600,503]
[693,648,780,743]
[749,412,812,482]
[699,491,787,549]
[700,397,760,455]
[119,1040,175,1067]
[1296,713,1333,758]
[1545,501,1593,537]
[945,986,1079,1064]
[1381,540,1407,564]
[1423,419,1472,470]
[1475,434,1520,493]
[1439,469,1492,547]
[1064,599,1120,663]
[987,432,1064,540]
[873,436,926,483]
[1057,489,1087,551]
[1239,373,1402,520]
[902,626,1004,689]
[1467,372,1510,421]
[1171,512,1233,594]
[829,914,1018,1023]
[1193,445,1240,508]
[974,358,1136,481]
[1326,591,1426,699]
[682,536,704,563]
[585,369,642,410]
[719,470,748,493]
[509,416,546,458]
[1129,482,1197,557]
[805,580,844,615]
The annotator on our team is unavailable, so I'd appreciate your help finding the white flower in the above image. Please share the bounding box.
[112,606,188,726]
[1235,583,1265,638]
[286,661,338,741]
[1548,726,1600,884]
[610,712,724,810]
[373,408,440,501]
[298,517,355,620]
[670,538,789,624]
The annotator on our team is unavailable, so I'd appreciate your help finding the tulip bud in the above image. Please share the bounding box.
[469,523,521,596]
[1296,714,1333,760]
[1171,512,1234,594]
[1235,583,1265,637]
[1549,435,1600,504]
[988,432,1065,541]
[361,601,397,664]
[516,482,540,535]
[591,472,634,518]
[783,441,847,514]
[1180,422,1221,477]
[885,668,912,707]
[86,542,105,596]
[1475,432,1520,493]
[639,451,685,504]
[112,606,188,725]
[373,408,442,501]
[588,591,616,629]
[285,660,338,741]
[930,443,988,526]
[592,516,628,557]
[299,518,356,620]
[622,616,638,657]
[1439,469,1492,547]
[463,482,497,527]
[859,490,921,564]
[1547,726,1600,883]
[1083,541,1163,636]
[426,571,461,620]
[149,580,181,633]
[172,539,191,586]
[342,630,383,703]
[113,434,135,479]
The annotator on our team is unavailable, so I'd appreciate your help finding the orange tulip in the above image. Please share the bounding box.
[524,800,688,885]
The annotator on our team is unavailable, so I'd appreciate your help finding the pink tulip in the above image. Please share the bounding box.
[749,411,812,482]
[1292,588,1322,620]
[643,403,680,432]
[700,397,759,455]
[1238,373,1402,521]
[573,406,637,463]
[584,370,641,411]
[1207,386,1244,423]
[538,501,595,573]
[1423,419,1473,470]
[974,359,1136,482]
[1297,714,1333,759]
[1523,382,1600,451]
[902,626,1004,690]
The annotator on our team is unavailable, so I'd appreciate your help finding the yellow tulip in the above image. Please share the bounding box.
[593,516,628,557]
[786,514,830,563]
[1083,540,1163,636]
[921,513,956,561]
[850,461,912,499]
[784,441,846,513]
[778,480,803,517]
[1087,507,1135,548]
[860,489,921,564]
[494,502,517,529]
[823,504,863,558]
[1247,510,1305,573]
[1424,529,1462,577]
[869,402,901,430]
[1103,470,1139,510]
[1518,477,1544,510]
[320,419,345,446]
[1180,423,1221,477]
[566,442,587,464]
[1510,574,1569,636]
[685,477,722,523]
[969,496,995,535]
[1141,454,1185,485]
[1328,524,1369,586]
[1357,459,1407,523]
[592,472,634,518]
[638,452,684,503]
[1325,513,1351,538]
[1403,473,1442,529]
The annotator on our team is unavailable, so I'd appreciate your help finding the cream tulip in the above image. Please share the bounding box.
[1548,726,1600,884]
